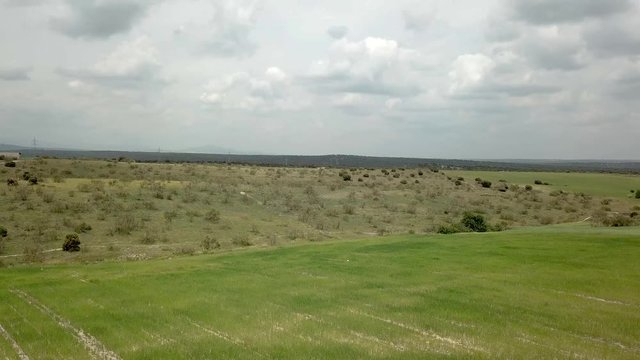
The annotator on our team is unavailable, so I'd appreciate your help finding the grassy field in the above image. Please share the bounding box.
[0,225,638,359]
[445,170,640,199]
[2,159,639,265]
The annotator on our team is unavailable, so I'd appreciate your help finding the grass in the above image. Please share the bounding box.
[445,170,640,199]
[1,225,639,359]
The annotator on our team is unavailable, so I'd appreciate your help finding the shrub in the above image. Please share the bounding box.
[525,185,533,191]
[0,226,7,238]
[342,174,352,181]
[205,209,221,223]
[114,215,138,235]
[4,161,16,168]
[480,180,492,188]
[534,180,543,185]
[454,180,462,186]
[62,233,81,252]
[201,236,221,251]
[6,179,18,186]
[475,177,482,182]
[74,222,92,233]
[28,177,38,185]
[437,223,464,234]
[636,190,640,199]
[164,210,178,223]
[461,213,488,232]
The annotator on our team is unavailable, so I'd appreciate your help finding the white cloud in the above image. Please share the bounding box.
[200,67,299,111]
[449,54,495,93]
[58,36,164,87]
[306,37,423,96]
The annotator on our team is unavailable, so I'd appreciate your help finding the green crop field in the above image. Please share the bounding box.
[1,225,639,359]
[445,170,640,199]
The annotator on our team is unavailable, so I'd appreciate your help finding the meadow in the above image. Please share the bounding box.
[445,170,640,199]
[1,158,638,265]
[0,225,639,359]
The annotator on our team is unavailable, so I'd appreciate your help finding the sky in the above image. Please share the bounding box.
[0,0,639,159]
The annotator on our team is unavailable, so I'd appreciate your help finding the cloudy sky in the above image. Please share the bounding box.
[1,0,639,159]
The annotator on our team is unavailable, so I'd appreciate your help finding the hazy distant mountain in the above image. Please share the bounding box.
[179,144,259,155]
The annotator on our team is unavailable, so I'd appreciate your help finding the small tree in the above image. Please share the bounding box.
[461,213,488,232]
[62,233,81,252]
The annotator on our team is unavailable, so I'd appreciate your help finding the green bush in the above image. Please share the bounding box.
[480,180,492,188]
[28,177,38,185]
[62,233,81,252]
[461,213,488,232]
[636,190,640,199]
[0,226,7,238]
[534,180,543,185]
[525,185,533,191]
[4,161,16,168]
[437,223,464,234]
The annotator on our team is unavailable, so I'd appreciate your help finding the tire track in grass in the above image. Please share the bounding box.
[9,289,121,360]
[0,324,30,360]
[347,308,487,354]
[185,318,266,359]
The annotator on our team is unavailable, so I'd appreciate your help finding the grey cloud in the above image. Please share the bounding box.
[202,1,259,57]
[510,0,632,24]
[485,18,520,42]
[519,35,586,71]
[403,9,436,32]
[50,0,150,39]
[0,66,31,81]
[583,23,640,58]
[327,25,348,39]
[3,0,43,7]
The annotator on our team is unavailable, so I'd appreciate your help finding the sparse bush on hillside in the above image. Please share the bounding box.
[534,180,543,185]
[0,226,7,238]
[4,161,16,168]
[201,236,221,251]
[525,185,533,191]
[113,215,138,235]
[636,190,640,199]
[74,222,92,233]
[205,209,221,223]
[62,234,81,252]
[22,172,31,180]
[480,180,492,188]
[6,179,18,186]
[461,213,488,232]
[437,223,465,234]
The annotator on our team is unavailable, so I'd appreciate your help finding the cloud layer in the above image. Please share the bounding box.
[0,0,639,159]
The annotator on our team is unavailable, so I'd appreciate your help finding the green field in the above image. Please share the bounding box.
[1,225,639,359]
[445,170,640,199]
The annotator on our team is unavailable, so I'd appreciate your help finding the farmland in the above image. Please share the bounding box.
[1,225,639,359]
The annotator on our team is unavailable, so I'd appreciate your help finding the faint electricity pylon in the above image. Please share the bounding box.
[32,137,37,150]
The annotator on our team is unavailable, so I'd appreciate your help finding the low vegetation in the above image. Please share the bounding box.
[0,158,638,264]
